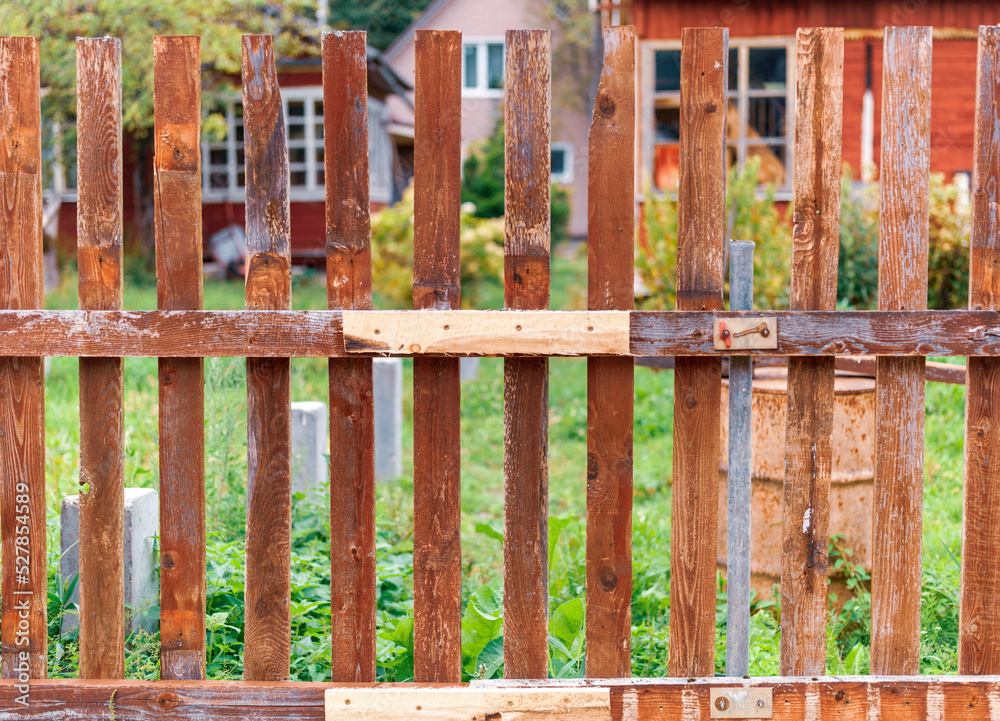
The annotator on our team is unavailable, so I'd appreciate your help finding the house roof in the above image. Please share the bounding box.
[382,0,455,62]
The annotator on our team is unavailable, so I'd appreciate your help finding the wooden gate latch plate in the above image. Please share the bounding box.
[714,318,778,350]
[710,687,773,718]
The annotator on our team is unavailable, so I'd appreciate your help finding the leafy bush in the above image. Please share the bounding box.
[370,186,505,309]
[839,171,970,310]
[637,157,792,311]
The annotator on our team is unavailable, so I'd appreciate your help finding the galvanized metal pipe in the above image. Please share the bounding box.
[726,239,755,677]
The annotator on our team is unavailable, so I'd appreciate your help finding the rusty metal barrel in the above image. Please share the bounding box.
[718,366,875,603]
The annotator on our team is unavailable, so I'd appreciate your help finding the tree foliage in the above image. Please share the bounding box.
[0,0,322,139]
[327,0,434,52]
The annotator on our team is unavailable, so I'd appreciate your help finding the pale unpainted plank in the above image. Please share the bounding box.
[0,36,47,681]
[323,29,377,684]
[668,26,727,679]
[153,35,206,681]
[412,29,463,684]
[242,34,292,682]
[502,29,551,681]
[585,24,635,680]
[342,309,629,355]
[780,26,843,677]
[76,36,125,681]
[871,25,931,677]
[960,24,1000,676]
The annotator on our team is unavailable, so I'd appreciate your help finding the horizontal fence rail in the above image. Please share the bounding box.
[1,19,1000,721]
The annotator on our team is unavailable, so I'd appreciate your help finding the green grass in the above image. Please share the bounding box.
[37,244,965,679]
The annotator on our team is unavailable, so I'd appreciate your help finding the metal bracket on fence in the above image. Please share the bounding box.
[713,317,778,350]
[709,687,773,719]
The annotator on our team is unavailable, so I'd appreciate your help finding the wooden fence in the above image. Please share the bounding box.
[1,21,1000,720]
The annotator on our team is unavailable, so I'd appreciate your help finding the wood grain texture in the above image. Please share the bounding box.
[960,25,1000,676]
[325,688,611,721]
[342,310,629,355]
[412,29,463,684]
[0,308,998,357]
[585,25,634,680]
[0,36,46,681]
[242,34,292,682]
[503,29,551,681]
[871,25,931,677]
[669,26,727,679]
[76,36,125,681]
[323,29,376,684]
[153,35,206,682]
[780,26,843,677]
[8,677,1000,721]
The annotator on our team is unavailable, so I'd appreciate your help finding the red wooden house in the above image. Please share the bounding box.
[51,45,413,264]
[630,0,998,197]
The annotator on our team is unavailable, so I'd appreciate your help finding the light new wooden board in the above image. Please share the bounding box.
[342,310,629,356]
[325,688,611,721]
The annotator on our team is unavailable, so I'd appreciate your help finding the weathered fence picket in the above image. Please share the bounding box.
[242,34,293,682]
[76,36,126,681]
[668,26,727,679]
[871,25,931,677]
[960,24,1000,676]
[323,29,377,684]
[502,28,552,681]
[779,26,843,677]
[585,25,635,680]
[0,36,46,681]
[153,35,207,681]
[2,21,1000,720]
[412,29,464,683]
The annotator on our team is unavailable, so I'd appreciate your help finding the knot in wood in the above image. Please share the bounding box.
[705,103,717,114]
[600,568,618,591]
[598,94,616,117]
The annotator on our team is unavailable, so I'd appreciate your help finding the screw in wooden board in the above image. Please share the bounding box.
[757,698,766,708]
[715,696,729,711]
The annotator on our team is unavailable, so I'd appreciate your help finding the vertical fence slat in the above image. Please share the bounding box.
[503,28,551,680]
[871,25,931,677]
[585,24,635,680]
[668,27,727,678]
[412,29,463,683]
[324,29,376,683]
[779,27,844,677]
[242,34,292,682]
[154,35,205,681]
[960,24,1000,676]
[0,36,46,680]
[76,37,125,680]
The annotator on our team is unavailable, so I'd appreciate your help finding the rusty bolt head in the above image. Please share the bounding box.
[720,328,731,340]
[757,698,766,708]
[715,697,729,711]
[761,326,770,337]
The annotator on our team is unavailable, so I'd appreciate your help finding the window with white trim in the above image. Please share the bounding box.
[550,142,573,185]
[462,39,504,98]
[201,87,393,205]
[644,38,794,194]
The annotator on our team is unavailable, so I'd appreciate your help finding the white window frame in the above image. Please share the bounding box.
[461,37,505,99]
[640,37,795,199]
[550,142,574,185]
[200,87,393,205]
